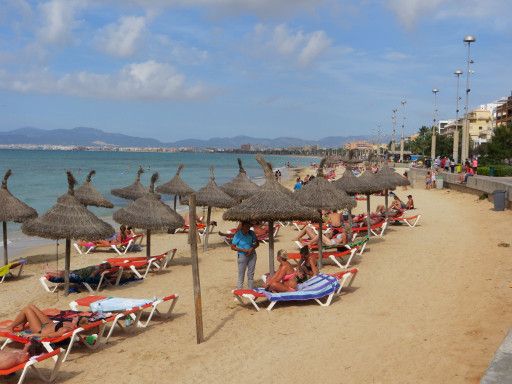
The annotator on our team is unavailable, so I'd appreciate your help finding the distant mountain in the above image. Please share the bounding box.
[0,127,379,149]
[0,127,162,147]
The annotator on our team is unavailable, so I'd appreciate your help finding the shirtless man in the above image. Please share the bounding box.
[327,210,342,228]
[0,341,45,370]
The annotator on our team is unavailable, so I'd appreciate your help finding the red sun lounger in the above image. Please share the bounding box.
[0,348,64,384]
[287,247,358,270]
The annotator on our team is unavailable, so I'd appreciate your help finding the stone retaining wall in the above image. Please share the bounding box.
[408,168,512,208]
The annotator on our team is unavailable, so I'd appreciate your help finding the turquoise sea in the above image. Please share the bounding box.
[0,150,318,256]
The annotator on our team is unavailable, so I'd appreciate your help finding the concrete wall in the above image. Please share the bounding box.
[408,168,512,208]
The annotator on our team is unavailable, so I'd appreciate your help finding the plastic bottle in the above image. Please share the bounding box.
[97,302,103,318]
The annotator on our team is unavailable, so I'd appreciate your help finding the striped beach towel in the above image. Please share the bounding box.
[255,274,340,302]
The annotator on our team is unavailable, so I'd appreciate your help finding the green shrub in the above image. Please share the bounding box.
[478,165,512,177]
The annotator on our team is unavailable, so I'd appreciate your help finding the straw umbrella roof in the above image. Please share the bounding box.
[0,170,37,223]
[334,168,367,195]
[111,166,148,200]
[355,170,385,194]
[22,172,114,241]
[113,173,185,231]
[220,158,260,201]
[377,163,411,188]
[296,158,356,211]
[182,168,236,208]
[156,164,194,196]
[75,170,114,208]
[260,159,294,197]
[223,156,320,223]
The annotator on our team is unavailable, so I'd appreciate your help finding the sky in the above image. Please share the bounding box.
[0,0,511,143]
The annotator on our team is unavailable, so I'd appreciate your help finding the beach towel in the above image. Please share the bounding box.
[90,297,154,312]
[254,274,339,302]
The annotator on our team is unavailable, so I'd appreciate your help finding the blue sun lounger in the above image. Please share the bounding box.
[233,274,341,311]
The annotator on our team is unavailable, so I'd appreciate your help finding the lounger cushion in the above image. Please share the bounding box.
[90,297,153,312]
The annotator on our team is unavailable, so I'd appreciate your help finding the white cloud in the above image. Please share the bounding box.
[0,60,208,100]
[255,24,331,66]
[96,16,146,57]
[38,0,85,44]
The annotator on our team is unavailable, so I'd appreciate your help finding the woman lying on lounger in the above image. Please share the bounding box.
[0,305,88,339]
[295,226,349,248]
[0,341,45,370]
[263,250,297,292]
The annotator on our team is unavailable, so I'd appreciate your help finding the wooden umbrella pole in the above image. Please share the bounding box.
[203,206,212,252]
[317,213,323,269]
[64,238,71,296]
[189,194,204,344]
[384,189,389,222]
[366,194,372,238]
[268,220,275,274]
[146,229,151,257]
[2,222,7,266]
[347,208,354,240]
[173,195,178,211]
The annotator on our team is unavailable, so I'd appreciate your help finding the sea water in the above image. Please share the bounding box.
[0,150,318,257]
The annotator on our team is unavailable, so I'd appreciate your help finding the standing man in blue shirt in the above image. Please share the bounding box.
[231,222,259,289]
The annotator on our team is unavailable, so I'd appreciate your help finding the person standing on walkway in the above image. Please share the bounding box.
[231,222,259,289]
[450,158,455,173]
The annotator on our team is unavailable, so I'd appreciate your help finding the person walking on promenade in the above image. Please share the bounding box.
[450,158,455,173]
[231,222,259,289]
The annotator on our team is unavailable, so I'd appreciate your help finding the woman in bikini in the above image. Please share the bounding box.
[296,246,318,282]
[263,250,297,292]
[0,304,86,339]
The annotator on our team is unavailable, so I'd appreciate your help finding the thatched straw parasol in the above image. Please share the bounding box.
[22,171,114,294]
[111,166,147,201]
[75,170,114,208]
[223,155,320,274]
[113,173,184,257]
[220,158,259,201]
[374,163,411,218]
[296,158,356,267]
[156,164,194,210]
[0,170,38,265]
[182,167,236,251]
[355,170,384,238]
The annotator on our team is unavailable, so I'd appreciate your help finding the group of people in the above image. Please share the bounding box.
[293,174,317,191]
[230,221,319,293]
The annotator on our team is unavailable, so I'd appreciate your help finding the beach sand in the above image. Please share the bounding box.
[1,166,511,383]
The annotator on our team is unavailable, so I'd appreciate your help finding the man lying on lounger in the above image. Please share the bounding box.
[0,341,45,370]
[295,225,349,248]
[44,262,117,284]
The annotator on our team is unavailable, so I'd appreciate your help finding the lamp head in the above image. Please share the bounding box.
[463,35,476,43]
[454,69,463,75]
[432,88,439,94]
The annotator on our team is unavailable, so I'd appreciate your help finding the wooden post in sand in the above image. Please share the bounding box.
[189,194,204,344]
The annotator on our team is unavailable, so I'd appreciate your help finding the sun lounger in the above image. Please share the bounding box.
[257,224,281,244]
[233,274,340,311]
[73,237,134,255]
[0,316,110,362]
[287,247,358,270]
[352,221,388,237]
[105,249,176,279]
[69,294,179,330]
[39,266,139,294]
[389,214,422,228]
[0,259,26,283]
[328,268,359,294]
[0,348,64,384]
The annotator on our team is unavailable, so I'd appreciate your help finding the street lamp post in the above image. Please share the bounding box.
[400,100,406,162]
[461,35,476,164]
[431,88,439,165]
[453,69,463,164]
[391,109,397,156]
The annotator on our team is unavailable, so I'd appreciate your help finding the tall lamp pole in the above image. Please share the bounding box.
[453,69,463,164]
[391,108,397,156]
[400,100,406,162]
[431,88,439,165]
[461,35,476,163]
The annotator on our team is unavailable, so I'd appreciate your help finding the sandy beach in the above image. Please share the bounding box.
[1,165,511,384]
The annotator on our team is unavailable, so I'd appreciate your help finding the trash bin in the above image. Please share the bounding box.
[436,176,444,189]
[456,164,462,173]
[493,190,507,211]
[489,167,496,177]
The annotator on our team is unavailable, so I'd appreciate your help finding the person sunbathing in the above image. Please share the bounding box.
[44,262,115,283]
[92,225,127,248]
[0,304,87,339]
[296,226,348,248]
[182,212,204,227]
[296,246,318,282]
[0,341,45,370]
[263,250,297,292]
[327,210,342,228]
